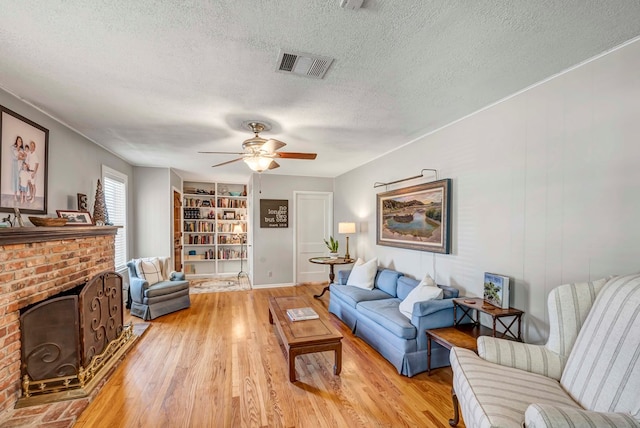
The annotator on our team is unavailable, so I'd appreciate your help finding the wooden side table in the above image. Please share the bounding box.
[426,325,488,375]
[453,298,524,341]
[308,257,354,299]
[426,298,524,374]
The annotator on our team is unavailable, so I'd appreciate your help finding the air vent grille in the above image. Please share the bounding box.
[275,50,334,79]
[279,53,297,72]
[308,59,329,78]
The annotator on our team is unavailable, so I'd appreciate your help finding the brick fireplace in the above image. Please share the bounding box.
[0,226,118,414]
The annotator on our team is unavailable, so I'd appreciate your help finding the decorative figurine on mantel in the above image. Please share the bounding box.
[92,179,110,226]
[14,208,24,227]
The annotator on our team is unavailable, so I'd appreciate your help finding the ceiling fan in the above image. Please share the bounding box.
[199,121,317,172]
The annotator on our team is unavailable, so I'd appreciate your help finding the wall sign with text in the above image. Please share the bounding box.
[260,199,288,228]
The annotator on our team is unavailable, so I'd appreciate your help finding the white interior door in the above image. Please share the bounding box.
[294,191,333,283]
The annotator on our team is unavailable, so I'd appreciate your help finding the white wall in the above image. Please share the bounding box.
[133,166,171,258]
[0,88,134,243]
[251,173,334,286]
[335,39,640,343]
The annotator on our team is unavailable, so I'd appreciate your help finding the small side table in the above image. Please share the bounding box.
[426,325,488,375]
[426,298,524,375]
[308,257,354,299]
[453,298,524,341]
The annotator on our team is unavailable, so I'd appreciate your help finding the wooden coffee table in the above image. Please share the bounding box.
[268,295,343,382]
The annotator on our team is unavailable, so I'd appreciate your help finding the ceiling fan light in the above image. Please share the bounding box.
[244,156,272,172]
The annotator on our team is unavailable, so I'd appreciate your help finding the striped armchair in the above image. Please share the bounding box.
[450,274,640,428]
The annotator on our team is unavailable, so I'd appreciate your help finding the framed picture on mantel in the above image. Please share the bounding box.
[376,179,451,254]
[57,210,93,226]
[0,106,49,214]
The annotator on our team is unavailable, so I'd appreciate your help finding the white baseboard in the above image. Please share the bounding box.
[252,282,296,289]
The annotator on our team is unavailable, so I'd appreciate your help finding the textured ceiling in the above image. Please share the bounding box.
[1,1,640,182]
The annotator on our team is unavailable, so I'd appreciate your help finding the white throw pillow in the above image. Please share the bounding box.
[398,274,443,319]
[135,257,163,286]
[418,273,437,287]
[346,258,378,290]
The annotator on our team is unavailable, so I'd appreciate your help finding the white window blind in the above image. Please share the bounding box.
[102,166,128,271]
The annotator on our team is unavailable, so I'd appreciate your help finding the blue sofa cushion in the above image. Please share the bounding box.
[376,269,403,296]
[439,285,459,299]
[356,299,417,340]
[330,283,392,309]
[397,276,419,300]
[396,276,460,301]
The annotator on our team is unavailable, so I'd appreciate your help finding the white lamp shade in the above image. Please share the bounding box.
[338,222,356,234]
[244,156,272,172]
[232,224,244,233]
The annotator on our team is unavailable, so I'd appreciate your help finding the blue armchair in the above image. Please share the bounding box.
[127,257,190,320]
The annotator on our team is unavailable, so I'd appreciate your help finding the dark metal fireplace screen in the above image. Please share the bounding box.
[18,271,133,407]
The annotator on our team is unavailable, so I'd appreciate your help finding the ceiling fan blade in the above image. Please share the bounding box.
[199,151,246,155]
[261,139,286,153]
[268,160,280,170]
[211,158,244,168]
[273,152,317,160]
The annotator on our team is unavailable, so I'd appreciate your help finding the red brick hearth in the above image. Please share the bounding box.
[0,226,118,421]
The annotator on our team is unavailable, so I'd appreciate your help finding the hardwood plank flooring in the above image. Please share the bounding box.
[75,284,464,427]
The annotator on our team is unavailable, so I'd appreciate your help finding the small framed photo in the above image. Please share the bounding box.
[224,210,235,220]
[56,209,93,225]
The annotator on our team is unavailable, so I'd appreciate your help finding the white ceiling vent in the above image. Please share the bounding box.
[275,50,334,79]
[340,0,364,10]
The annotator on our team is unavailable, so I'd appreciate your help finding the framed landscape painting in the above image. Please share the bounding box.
[376,178,451,253]
[0,106,49,214]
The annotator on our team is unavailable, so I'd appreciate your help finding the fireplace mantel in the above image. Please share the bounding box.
[0,225,118,245]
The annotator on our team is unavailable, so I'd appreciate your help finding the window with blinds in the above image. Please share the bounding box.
[102,166,128,271]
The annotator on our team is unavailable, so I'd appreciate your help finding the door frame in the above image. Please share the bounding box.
[292,190,333,284]
[172,186,182,272]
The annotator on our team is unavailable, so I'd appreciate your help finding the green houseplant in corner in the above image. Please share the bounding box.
[324,236,339,259]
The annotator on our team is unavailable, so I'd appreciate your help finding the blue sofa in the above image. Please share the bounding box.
[329,268,462,377]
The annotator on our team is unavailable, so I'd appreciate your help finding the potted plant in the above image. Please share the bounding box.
[324,236,339,258]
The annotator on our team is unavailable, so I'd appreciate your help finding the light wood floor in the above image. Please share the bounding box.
[75,284,464,427]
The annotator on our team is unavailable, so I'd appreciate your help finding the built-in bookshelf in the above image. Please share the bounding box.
[182,181,248,277]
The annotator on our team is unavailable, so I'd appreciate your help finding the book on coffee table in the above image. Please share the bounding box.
[286,307,319,321]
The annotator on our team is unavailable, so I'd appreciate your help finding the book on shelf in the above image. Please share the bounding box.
[286,307,319,321]
[483,272,510,309]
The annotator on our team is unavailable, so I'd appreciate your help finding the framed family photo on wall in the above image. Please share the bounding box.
[0,106,49,214]
[376,178,451,253]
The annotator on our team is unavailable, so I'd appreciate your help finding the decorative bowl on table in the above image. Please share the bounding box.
[29,216,68,227]
[228,191,242,196]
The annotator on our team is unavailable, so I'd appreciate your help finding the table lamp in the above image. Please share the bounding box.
[338,222,356,259]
